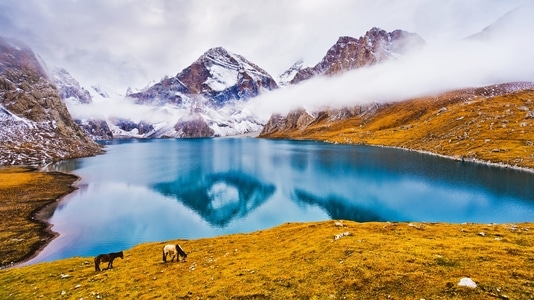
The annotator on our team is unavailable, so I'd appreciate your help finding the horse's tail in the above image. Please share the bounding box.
[162,248,166,262]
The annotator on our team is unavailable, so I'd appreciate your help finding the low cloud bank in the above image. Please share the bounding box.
[66,97,183,124]
[248,5,534,117]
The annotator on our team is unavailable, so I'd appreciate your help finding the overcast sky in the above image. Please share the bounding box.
[1,0,530,95]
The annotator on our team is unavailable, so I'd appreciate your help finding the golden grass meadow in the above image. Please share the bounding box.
[1,220,533,299]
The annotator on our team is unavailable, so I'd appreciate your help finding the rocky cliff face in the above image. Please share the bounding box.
[289,27,425,84]
[0,37,102,166]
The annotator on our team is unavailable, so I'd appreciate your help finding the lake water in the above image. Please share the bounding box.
[26,138,534,264]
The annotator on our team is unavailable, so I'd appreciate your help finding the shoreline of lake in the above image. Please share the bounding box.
[0,167,79,269]
[370,143,534,174]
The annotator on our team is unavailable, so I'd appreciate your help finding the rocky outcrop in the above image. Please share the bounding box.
[0,36,102,166]
[174,113,214,138]
[289,27,425,84]
[259,104,381,137]
[260,108,315,136]
[75,119,113,140]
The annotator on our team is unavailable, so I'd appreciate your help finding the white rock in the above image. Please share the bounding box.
[458,277,477,288]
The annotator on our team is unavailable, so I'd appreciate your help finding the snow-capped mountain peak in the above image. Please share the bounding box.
[175,46,278,104]
[278,59,304,86]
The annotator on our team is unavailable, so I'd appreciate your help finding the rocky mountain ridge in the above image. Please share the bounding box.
[288,27,425,84]
[0,37,102,166]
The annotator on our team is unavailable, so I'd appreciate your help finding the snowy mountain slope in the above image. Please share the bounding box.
[52,67,92,105]
[0,36,102,166]
[278,59,304,86]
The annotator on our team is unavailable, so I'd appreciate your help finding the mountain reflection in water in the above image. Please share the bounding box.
[154,172,275,227]
[292,189,385,222]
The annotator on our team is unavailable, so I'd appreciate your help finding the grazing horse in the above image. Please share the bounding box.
[162,244,187,262]
[94,251,124,271]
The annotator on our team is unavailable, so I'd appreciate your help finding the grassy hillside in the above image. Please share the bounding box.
[1,221,533,299]
[261,88,534,170]
[0,167,78,267]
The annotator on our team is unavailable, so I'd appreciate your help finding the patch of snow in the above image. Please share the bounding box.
[205,63,239,91]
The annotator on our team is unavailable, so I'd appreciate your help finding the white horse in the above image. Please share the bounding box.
[162,244,187,262]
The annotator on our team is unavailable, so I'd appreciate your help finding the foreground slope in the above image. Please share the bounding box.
[260,83,534,170]
[1,221,532,299]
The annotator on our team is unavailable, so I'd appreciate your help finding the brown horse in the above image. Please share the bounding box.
[162,244,187,262]
[94,251,123,271]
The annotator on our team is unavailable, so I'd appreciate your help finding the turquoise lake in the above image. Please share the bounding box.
[26,138,534,264]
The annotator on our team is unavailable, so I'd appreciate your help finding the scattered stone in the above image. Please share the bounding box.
[458,277,477,288]
[60,273,71,279]
[526,111,534,119]
[334,221,345,227]
[478,232,486,237]
[408,223,424,230]
[334,231,351,240]
[437,107,448,114]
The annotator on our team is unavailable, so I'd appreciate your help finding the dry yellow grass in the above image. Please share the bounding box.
[262,89,534,170]
[1,221,533,299]
[0,167,78,267]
